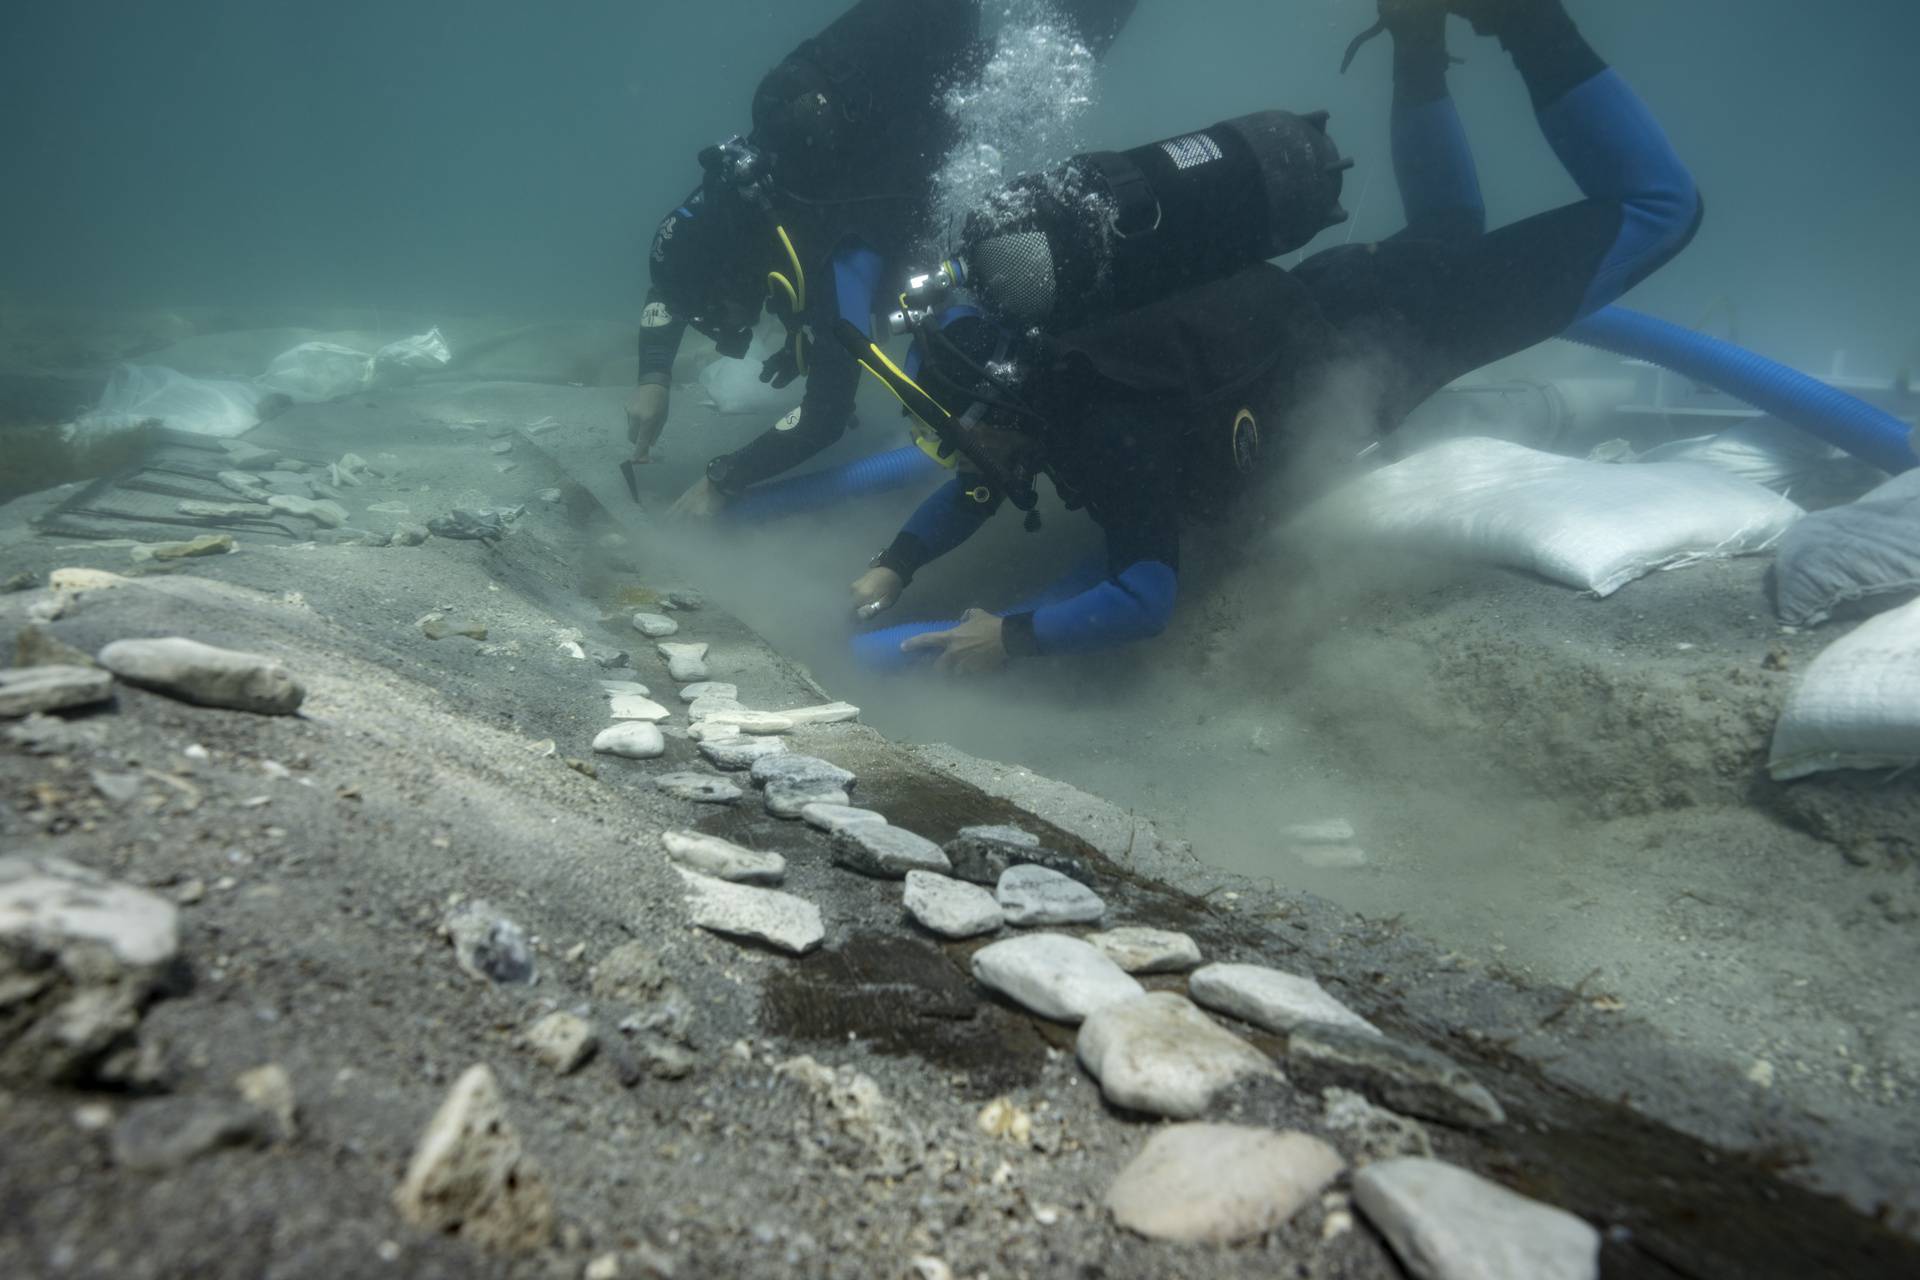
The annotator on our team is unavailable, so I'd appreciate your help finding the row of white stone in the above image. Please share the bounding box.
[609,651,1602,1278]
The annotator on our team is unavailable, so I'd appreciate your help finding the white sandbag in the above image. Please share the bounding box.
[1637,417,1881,497]
[1772,469,1920,626]
[73,364,262,438]
[1768,596,1920,780]
[256,341,374,401]
[372,327,452,374]
[1313,437,1802,596]
[698,328,803,417]
[256,328,452,402]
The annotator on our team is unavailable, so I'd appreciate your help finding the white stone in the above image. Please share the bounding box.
[687,719,745,742]
[445,902,535,984]
[48,568,131,593]
[527,1012,598,1075]
[701,708,794,735]
[751,754,854,789]
[699,736,786,770]
[1189,963,1379,1036]
[606,693,671,723]
[0,856,180,968]
[1353,1158,1600,1280]
[592,723,666,759]
[1106,1124,1344,1245]
[235,1064,298,1138]
[800,803,888,834]
[903,871,1003,939]
[675,867,823,955]
[657,642,709,682]
[1076,993,1278,1119]
[765,781,849,819]
[778,701,861,726]
[661,831,785,885]
[831,824,951,879]
[0,665,114,718]
[1283,818,1357,844]
[996,865,1104,926]
[686,694,751,722]
[394,1065,555,1253]
[178,499,274,519]
[653,772,742,803]
[970,933,1143,1024]
[216,471,272,501]
[631,612,679,638]
[678,682,736,702]
[598,679,651,697]
[266,494,348,527]
[1087,926,1202,974]
[98,638,305,715]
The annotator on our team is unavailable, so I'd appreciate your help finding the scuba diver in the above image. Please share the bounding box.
[625,0,1140,518]
[844,0,1703,672]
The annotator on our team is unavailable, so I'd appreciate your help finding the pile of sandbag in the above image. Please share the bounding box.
[1634,416,1886,501]
[1305,436,1802,596]
[1764,467,1920,781]
[1769,595,1920,780]
[72,328,451,439]
[1772,469,1920,626]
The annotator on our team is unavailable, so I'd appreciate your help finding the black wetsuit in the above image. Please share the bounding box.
[877,0,1703,658]
[640,0,1140,496]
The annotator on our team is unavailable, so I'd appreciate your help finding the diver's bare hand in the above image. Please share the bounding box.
[901,608,1008,675]
[668,477,729,520]
[625,383,670,457]
[850,567,904,621]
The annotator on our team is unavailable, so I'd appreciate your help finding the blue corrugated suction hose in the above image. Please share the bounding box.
[728,445,940,523]
[1569,306,1917,475]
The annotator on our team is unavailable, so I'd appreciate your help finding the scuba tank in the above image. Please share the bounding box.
[908,111,1350,333]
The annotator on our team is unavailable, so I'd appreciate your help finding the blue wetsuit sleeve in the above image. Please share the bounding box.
[1538,69,1701,316]
[1392,97,1486,241]
[1002,560,1177,657]
[873,477,997,583]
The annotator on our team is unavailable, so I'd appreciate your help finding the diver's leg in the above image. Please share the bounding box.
[1385,4,1486,242]
[1492,0,1702,315]
[1300,0,1700,413]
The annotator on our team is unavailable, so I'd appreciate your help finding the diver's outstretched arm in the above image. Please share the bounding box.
[871,476,1001,589]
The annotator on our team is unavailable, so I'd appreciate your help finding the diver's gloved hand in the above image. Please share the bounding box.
[849,567,904,622]
[759,348,801,391]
